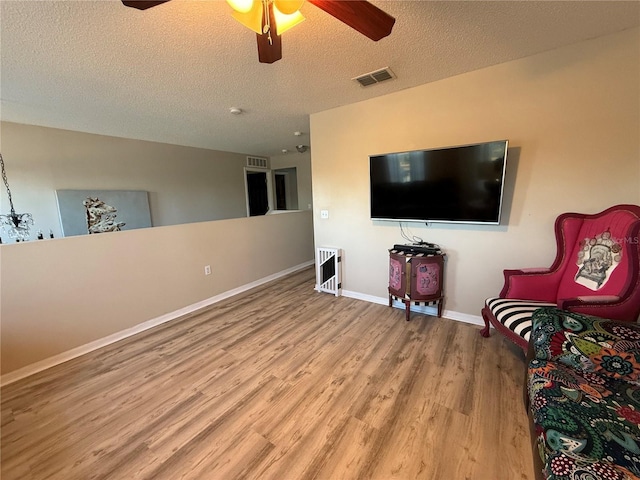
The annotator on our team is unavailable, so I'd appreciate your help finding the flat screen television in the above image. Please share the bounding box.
[370,140,508,225]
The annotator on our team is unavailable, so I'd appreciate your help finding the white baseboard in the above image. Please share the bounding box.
[1,260,315,387]
[341,289,485,327]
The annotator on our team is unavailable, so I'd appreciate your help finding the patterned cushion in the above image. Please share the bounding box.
[528,358,640,480]
[531,307,640,382]
[485,297,556,342]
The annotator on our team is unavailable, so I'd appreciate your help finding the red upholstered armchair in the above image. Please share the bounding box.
[481,204,640,352]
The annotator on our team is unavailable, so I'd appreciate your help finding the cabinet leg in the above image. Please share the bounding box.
[405,301,411,321]
[388,294,392,307]
[437,300,443,318]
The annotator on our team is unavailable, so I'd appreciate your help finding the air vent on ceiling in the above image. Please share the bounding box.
[352,67,395,87]
[247,156,269,169]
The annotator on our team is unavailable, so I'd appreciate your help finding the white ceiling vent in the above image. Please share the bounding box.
[352,67,395,87]
[247,156,269,169]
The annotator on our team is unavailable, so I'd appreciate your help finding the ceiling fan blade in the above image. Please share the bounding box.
[121,0,170,10]
[256,2,283,64]
[307,0,395,41]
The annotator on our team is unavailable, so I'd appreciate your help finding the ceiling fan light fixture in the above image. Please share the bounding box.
[123,0,395,64]
[227,0,254,14]
[274,0,304,15]
[231,1,264,34]
[273,5,305,35]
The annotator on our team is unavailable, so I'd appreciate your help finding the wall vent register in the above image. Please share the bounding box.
[246,156,269,169]
[352,67,395,87]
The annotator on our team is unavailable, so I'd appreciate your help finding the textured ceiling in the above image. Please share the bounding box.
[1,1,639,157]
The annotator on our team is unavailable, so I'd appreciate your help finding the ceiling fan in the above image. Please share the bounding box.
[121,0,395,64]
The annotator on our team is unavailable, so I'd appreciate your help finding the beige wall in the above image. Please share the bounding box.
[310,28,640,319]
[0,120,316,378]
[270,150,313,211]
[0,122,251,238]
[1,210,314,375]
[0,122,315,239]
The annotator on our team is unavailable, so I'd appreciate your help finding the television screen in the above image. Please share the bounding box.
[370,140,508,224]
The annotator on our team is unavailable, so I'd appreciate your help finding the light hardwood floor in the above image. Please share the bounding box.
[1,267,533,479]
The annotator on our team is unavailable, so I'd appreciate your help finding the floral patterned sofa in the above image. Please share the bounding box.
[527,307,640,480]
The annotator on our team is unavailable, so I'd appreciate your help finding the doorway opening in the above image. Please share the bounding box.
[274,167,299,210]
[244,168,273,217]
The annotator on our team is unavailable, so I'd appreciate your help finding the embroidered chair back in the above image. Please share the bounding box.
[552,205,640,319]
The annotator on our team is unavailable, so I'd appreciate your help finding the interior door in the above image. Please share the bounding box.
[247,171,269,216]
[275,173,287,210]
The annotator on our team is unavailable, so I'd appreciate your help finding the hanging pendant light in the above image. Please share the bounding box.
[0,153,34,242]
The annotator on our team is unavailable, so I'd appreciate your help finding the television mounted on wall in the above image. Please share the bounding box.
[369,140,508,225]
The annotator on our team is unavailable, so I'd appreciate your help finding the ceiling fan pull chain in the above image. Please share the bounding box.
[262,0,272,44]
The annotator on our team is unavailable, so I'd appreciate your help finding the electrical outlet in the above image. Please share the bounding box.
[204,265,211,275]
[320,210,329,219]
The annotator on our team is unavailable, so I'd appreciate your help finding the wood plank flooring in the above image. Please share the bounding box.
[1,267,534,479]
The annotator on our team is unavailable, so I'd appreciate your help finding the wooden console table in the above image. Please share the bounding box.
[388,249,445,321]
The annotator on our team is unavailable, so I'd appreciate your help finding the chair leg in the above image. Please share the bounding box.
[480,306,491,338]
